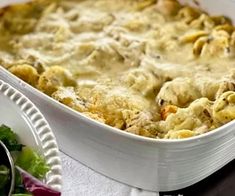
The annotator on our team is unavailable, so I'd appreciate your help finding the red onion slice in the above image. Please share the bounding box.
[16,166,61,196]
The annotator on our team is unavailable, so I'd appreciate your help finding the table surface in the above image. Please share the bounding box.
[62,151,235,196]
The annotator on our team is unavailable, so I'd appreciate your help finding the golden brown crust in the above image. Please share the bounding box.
[9,64,39,87]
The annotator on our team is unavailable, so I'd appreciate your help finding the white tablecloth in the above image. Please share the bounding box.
[61,152,159,196]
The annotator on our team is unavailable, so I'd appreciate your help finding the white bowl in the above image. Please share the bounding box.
[1,0,235,192]
[0,79,62,191]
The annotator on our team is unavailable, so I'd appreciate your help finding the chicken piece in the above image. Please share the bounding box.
[214,24,234,34]
[111,37,146,67]
[194,76,221,100]
[37,66,76,95]
[123,67,163,97]
[9,64,39,87]
[156,77,201,107]
[1,3,41,34]
[123,18,149,32]
[78,39,123,70]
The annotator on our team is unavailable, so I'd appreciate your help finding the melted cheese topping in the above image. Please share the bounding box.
[1,0,235,139]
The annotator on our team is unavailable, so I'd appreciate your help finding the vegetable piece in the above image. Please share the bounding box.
[17,166,60,196]
[0,125,23,151]
[161,105,178,120]
[0,165,10,189]
[0,124,51,195]
[15,147,49,180]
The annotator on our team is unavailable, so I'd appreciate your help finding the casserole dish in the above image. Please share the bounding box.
[0,0,235,192]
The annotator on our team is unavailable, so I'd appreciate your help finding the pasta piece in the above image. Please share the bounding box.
[213,91,235,124]
[123,110,157,137]
[231,31,235,46]
[211,15,232,26]
[78,39,124,69]
[177,6,201,23]
[134,0,157,11]
[9,64,39,87]
[156,0,181,16]
[123,18,148,32]
[123,68,163,97]
[160,98,213,135]
[214,24,234,34]
[37,66,76,95]
[190,14,215,30]
[2,0,235,139]
[157,74,234,105]
[193,36,209,56]
[52,87,87,112]
[202,30,230,57]
[164,129,195,139]
[180,30,208,43]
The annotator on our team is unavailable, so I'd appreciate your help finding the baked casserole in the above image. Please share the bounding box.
[1,0,235,139]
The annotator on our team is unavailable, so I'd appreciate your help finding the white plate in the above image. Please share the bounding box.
[0,79,62,191]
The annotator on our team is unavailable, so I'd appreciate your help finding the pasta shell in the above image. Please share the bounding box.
[180,30,208,43]
[134,0,157,11]
[214,24,235,34]
[156,0,181,16]
[193,36,209,56]
[231,31,235,46]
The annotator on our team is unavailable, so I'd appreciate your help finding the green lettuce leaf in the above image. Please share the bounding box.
[0,125,23,151]
[15,147,49,180]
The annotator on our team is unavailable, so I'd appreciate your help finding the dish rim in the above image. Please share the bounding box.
[1,67,233,145]
[0,78,62,191]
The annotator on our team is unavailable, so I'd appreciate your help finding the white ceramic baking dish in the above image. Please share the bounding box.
[0,0,235,192]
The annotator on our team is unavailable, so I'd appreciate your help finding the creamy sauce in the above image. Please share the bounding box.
[1,0,235,139]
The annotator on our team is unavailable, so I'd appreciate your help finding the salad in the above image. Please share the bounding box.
[0,124,49,196]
